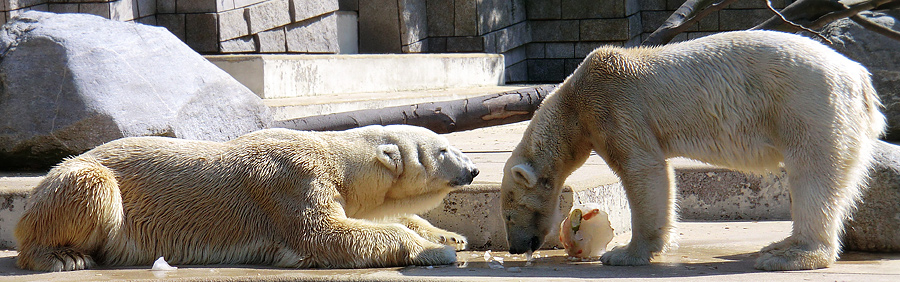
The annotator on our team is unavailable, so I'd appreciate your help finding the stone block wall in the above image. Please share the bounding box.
[426,0,530,82]
[1,0,156,24]
[523,0,642,82]
[2,0,795,82]
[0,0,342,54]
[356,0,531,82]
[354,0,792,83]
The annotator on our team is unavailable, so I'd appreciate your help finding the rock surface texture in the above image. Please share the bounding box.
[0,11,272,170]
[843,140,900,252]
[821,11,900,141]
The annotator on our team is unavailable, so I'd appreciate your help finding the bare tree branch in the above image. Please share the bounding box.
[764,0,832,43]
[642,0,741,46]
[808,0,897,29]
[752,0,847,31]
[274,85,557,133]
[849,14,900,41]
[752,0,899,32]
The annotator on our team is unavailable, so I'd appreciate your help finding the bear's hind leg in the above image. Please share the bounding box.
[14,157,123,271]
[600,152,676,266]
[755,147,870,270]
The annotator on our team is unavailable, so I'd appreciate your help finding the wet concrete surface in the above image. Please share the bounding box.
[1,221,897,281]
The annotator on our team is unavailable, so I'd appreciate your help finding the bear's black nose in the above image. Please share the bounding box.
[471,168,480,178]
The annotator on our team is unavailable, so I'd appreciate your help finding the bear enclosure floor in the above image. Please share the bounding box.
[1,221,898,282]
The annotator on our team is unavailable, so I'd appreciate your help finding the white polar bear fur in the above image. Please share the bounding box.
[15,125,478,271]
[500,30,885,271]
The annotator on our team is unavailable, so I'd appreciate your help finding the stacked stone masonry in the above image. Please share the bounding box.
[354,0,792,83]
[2,0,793,82]
[1,0,341,54]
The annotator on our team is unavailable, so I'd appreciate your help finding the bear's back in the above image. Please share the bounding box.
[82,129,336,201]
[79,129,340,265]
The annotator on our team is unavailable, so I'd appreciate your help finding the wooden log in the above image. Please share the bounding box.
[274,85,557,133]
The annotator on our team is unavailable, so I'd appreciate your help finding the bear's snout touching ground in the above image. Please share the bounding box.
[504,208,555,255]
[501,161,563,256]
[507,231,544,255]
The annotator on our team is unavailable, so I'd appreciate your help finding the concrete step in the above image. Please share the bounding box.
[205,54,505,100]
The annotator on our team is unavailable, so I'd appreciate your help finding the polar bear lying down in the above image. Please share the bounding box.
[501,30,885,271]
[15,125,479,271]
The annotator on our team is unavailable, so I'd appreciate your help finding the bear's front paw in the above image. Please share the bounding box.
[599,245,651,266]
[754,237,834,271]
[409,244,457,266]
[420,230,468,251]
[19,247,97,271]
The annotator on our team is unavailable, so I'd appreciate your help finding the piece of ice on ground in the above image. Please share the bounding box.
[151,256,177,271]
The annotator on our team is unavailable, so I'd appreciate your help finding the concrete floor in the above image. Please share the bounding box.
[1,221,898,282]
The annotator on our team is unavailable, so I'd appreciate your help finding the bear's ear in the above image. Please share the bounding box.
[511,163,538,188]
[377,144,403,175]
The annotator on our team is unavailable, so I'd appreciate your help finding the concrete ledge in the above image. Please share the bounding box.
[205,54,505,99]
[676,168,789,221]
[0,173,41,249]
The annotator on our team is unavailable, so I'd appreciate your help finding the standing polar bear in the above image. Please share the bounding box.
[501,30,885,271]
[15,125,479,271]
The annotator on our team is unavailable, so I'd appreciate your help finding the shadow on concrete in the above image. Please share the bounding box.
[399,251,766,279]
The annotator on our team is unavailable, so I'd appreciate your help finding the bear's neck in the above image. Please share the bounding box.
[321,136,395,217]
[524,83,594,186]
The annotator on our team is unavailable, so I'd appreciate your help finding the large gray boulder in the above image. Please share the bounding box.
[821,11,900,141]
[0,11,273,170]
[843,140,900,252]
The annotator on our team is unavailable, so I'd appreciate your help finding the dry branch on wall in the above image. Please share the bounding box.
[850,14,900,40]
[275,85,557,134]
[752,0,900,32]
[763,0,832,43]
[644,0,900,46]
[641,0,741,46]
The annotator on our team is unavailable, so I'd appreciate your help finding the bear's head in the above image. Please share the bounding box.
[500,158,561,255]
[499,131,590,255]
[375,125,479,196]
[341,125,478,219]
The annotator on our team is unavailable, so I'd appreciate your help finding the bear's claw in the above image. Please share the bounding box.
[416,229,468,251]
[19,247,96,272]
